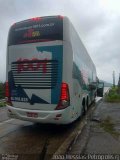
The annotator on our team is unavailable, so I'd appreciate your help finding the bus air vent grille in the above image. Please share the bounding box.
[11,60,58,89]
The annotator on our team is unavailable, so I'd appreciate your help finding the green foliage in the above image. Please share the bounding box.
[105,86,120,102]
[0,82,5,99]
[0,101,6,107]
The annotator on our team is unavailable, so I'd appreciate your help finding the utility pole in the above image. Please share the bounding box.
[118,73,120,94]
[113,71,115,87]
[118,73,120,86]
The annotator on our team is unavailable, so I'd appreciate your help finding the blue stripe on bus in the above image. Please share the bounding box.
[36,45,63,104]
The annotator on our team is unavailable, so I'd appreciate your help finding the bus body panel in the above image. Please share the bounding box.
[63,17,97,117]
[8,41,63,111]
[7,105,74,124]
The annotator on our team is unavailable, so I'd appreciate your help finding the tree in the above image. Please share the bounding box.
[0,82,5,99]
[118,74,120,86]
[118,74,120,94]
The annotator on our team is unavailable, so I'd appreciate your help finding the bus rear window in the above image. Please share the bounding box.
[8,16,63,45]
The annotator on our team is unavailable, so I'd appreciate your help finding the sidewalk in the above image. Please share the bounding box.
[69,101,120,154]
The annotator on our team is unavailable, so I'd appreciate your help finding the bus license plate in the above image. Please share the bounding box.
[27,112,38,118]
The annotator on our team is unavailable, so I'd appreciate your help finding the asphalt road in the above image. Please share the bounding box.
[0,103,98,160]
[0,109,91,160]
[0,87,108,160]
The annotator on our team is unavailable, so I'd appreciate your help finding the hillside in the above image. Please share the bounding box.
[100,80,112,87]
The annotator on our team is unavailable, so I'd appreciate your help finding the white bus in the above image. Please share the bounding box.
[6,15,102,124]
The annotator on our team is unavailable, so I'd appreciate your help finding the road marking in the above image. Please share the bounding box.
[0,119,14,126]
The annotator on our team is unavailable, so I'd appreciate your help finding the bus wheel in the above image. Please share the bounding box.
[82,99,86,116]
[86,97,89,109]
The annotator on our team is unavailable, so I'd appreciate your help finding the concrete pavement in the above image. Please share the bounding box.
[68,101,120,155]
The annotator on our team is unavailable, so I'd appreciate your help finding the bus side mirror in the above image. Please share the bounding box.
[89,82,97,90]
[97,82,104,97]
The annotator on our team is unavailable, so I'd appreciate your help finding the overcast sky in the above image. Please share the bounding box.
[0,0,120,84]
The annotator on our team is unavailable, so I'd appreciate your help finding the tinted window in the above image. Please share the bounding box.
[8,16,63,45]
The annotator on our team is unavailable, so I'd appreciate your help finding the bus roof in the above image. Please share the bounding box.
[11,15,64,27]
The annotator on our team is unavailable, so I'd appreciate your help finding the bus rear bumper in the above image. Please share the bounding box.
[7,105,75,124]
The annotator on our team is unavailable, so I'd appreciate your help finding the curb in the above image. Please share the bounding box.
[53,119,87,156]
[52,98,103,159]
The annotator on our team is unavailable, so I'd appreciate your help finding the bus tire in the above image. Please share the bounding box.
[86,96,89,109]
[82,98,86,116]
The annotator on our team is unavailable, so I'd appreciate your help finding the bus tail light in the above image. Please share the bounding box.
[5,82,12,105]
[55,82,70,110]
[5,82,10,97]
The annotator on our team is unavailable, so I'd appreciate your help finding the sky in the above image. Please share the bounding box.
[0,0,120,84]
